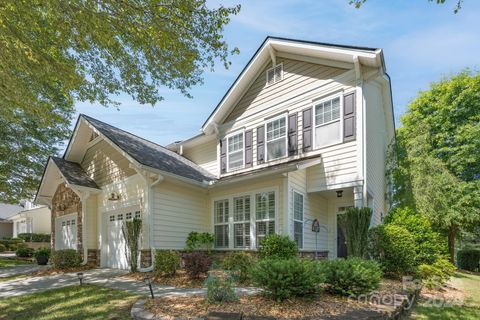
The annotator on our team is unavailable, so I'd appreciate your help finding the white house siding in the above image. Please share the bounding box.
[10,207,51,237]
[364,81,388,226]
[152,179,209,250]
[287,169,328,252]
[182,138,218,177]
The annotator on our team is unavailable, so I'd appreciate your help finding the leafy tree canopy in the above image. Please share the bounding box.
[0,0,240,203]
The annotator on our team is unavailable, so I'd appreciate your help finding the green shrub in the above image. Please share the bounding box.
[385,207,446,264]
[258,234,298,260]
[50,249,81,269]
[320,258,382,297]
[457,249,480,271]
[185,232,215,251]
[16,247,34,258]
[154,250,181,277]
[183,251,212,278]
[337,207,372,258]
[416,258,456,289]
[206,272,238,303]
[33,247,51,259]
[251,258,322,301]
[221,251,256,284]
[368,224,416,277]
[0,238,24,250]
[0,243,6,252]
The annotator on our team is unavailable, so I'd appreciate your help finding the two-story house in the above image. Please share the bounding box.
[35,37,394,270]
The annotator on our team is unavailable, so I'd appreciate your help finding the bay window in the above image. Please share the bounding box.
[214,199,229,248]
[255,191,275,246]
[314,95,342,148]
[266,115,287,161]
[293,191,304,249]
[227,131,244,170]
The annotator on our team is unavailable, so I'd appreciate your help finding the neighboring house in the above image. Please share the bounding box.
[7,201,51,238]
[0,203,23,239]
[0,218,13,239]
[35,37,394,269]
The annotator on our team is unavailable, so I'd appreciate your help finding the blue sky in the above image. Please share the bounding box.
[74,0,480,147]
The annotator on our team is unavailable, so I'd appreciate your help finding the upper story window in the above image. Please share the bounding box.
[227,131,244,170]
[314,95,342,148]
[266,115,287,161]
[266,64,283,86]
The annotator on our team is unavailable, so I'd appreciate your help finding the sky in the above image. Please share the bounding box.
[74,0,480,147]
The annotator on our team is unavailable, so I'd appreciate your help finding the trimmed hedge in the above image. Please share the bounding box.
[51,249,81,269]
[0,239,24,251]
[258,234,298,260]
[154,250,181,277]
[16,247,34,258]
[18,233,51,243]
[457,249,480,271]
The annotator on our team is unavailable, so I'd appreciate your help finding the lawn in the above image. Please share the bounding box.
[0,257,33,268]
[411,272,480,320]
[0,284,139,320]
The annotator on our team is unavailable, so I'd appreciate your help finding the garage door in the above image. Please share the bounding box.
[55,214,77,250]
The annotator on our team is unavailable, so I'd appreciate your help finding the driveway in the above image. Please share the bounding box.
[0,268,259,298]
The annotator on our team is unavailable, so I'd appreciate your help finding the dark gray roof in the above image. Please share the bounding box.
[81,115,216,183]
[51,157,100,189]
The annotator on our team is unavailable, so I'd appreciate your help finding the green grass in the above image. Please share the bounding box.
[0,257,33,268]
[411,272,480,320]
[0,284,139,320]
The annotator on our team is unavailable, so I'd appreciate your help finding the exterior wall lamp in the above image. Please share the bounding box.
[336,190,343,198]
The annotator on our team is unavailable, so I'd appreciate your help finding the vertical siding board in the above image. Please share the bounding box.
[302,108,313,152]
[288,113,298,156]
[245,129,253,167]
[256,125,265,164]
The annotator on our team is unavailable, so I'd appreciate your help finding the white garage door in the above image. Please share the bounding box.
[55,213,77,250]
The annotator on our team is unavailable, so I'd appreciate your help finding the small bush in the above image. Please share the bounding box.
[183,251,212,278]
[457,249,480,271]
[18,233,51,242]
[0,244,6,252]
[320,258,382,297]
[221,251,256,284]
[251,258,322,301]
[337,207,372,258]
[368,224,416,277]
[185,232,214,251]
[258,234,298,260]
[416,258,456,289]
[0,238,24,251]
[16,247,34,258]
[154,250,181,277]
[50,249,81,269]
[206,272,238,303]
[33,247,51,259]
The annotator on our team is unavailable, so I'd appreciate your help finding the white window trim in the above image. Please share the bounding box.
[213,199,230,248]
[266,63,284,86]
[211,187,278,250]
[292,190,304,250]
[233,195,251,249]
[312,93,344,150]
[265,113,288,162]
[225,129,245,172]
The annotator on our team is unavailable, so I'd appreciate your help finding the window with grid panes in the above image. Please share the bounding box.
[227,132,244,170]
[266,116,287,160]
[255,191,275,247]
[233,196,251,248]
[314,96,341,148]
[214,199,229,248]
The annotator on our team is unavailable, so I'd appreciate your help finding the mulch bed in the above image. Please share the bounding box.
[125,270,206,288]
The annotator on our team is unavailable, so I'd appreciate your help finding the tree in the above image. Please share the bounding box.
[337,207,372,258]
[350,0,463,13]
[0,1,240,202]
[388,70,480,262]
[122,218,143,272]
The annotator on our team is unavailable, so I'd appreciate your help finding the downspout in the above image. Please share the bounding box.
[139,174,163,272]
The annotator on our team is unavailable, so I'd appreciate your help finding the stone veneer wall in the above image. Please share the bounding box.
[51,183,83,258]
[140,250,152,268]
[87,249,100,267]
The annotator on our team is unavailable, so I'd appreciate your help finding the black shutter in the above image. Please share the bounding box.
[288,113,298,156]
[302,108,313,152]
[256,125,265,164]
[245,130,253,167]
[220,138,227,173]
[343,92,356,141]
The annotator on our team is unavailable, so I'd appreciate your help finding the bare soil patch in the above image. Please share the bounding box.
[126,269,206,288]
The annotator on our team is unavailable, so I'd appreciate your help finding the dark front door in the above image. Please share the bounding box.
[337,224,347,258]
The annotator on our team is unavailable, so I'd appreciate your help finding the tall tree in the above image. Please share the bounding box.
[0,1,240,202]
[388,70,480,262]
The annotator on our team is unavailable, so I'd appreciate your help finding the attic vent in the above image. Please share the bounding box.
[266,64,283,86]
[89,132,99,141]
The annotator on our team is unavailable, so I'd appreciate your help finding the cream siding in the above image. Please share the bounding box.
[183,139,218,176]
[81,139,136,187]
[86,195,98,249]
[364,81,388,226]
[10,207,51,237]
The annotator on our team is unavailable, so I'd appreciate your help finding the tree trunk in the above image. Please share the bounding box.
[448,224,457,264]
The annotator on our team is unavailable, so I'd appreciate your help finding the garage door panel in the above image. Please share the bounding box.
[55,214,77,250]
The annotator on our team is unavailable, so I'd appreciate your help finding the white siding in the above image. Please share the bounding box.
[183,139,218,176]
[364,81,388,225]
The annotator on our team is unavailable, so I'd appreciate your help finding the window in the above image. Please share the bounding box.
[293,191,304,249]
[214,200,229,248]
[109,215,115,222]
[266,115,287,161]
[117,213,123,221]
[71,219,76,226]
[266,64,283,85]
[255,191,275,246]
[135,211,141,219]
[227,131,244,170]
[126,212,132,220]
[314,96,342,148]
[233,196,251,248]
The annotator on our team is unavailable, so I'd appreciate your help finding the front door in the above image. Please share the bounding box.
[337,224,347,258]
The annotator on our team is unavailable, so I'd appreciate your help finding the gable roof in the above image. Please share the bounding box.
[80,115,216,183]
[201,36,385,133]
[51,156,99,189]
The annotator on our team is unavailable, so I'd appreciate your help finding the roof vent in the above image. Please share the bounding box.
[266,63,283,86]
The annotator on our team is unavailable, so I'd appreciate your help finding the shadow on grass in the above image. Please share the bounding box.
[413,305,480,320]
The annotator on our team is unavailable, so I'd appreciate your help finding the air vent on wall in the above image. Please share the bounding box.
[266,63,283,86]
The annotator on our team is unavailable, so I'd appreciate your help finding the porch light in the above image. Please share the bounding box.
[77,272,84,286]
[144,276,154,299]
[108,192,121,201]
[336,190,343,198]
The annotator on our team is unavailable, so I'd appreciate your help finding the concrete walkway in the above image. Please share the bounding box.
[0,268,259,298]
[0,264,50,278]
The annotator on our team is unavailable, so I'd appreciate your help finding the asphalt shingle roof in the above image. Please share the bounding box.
[81,115,216,183]
[51,156,100,189]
